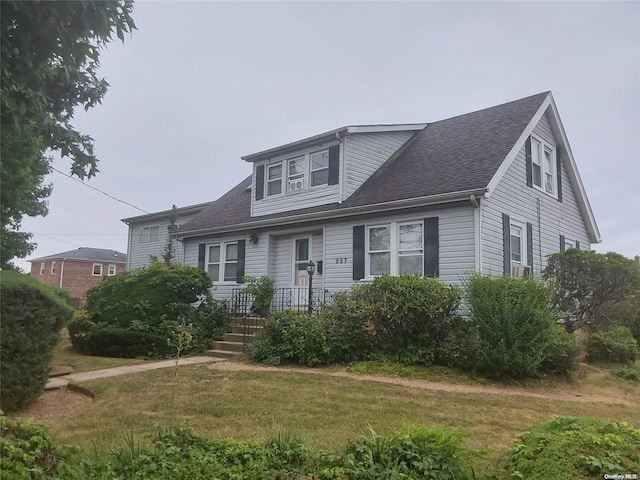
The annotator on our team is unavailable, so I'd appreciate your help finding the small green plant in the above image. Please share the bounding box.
[242,275,275,316]
[610,365,640,382]
[500,417,640,479]
[169,321,194,429]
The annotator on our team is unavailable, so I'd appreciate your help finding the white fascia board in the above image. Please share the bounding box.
[486,94,551,197]
[547,95,601,243]
[177,188,486,239]
[346,124,428,134]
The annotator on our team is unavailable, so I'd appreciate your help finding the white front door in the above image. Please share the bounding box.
[292,237,311,306]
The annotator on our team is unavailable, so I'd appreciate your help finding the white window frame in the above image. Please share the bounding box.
[108,264,117,276]
[509,219,527,266]
[365,221,424,278]
[205,242,239,283]
[565,239,575,250]
[266,164,283,197]
[51,261,56,274]
[261,148,332,199]
[92,263,103,276]
[39,262,45,275]
[140,225,160,243]
[531,135,556,197]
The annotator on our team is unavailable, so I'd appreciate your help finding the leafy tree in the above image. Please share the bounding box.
[1,0,136,178]
[0,1,136,265]
[162,205,178,265]
[543,250,640,332]
[0,124,52,268]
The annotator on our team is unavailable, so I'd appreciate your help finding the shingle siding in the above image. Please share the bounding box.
[481,111,590,277]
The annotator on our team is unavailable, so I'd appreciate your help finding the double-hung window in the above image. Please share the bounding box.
[287,156,306,192]
[39,262,45,275]
[140,225,160,243]
[267,164,282,196]
[310,150,329,186]
[367,221,424,277]
[51,261,56,274]
[206,242,238,282]
[108,264,117,276]
[531,136,556,195]
[93,263,103,276]
[510,222,524,265]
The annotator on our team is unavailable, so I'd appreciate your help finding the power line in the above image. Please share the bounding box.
[33,233,127,236]
[51,166,151,214]
[28,231,82,247]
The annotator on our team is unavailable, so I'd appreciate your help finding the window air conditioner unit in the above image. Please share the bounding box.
[289,180,304,191]
[511,264,531,278]
[545,180,554,193]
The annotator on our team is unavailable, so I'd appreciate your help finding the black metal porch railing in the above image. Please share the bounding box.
[229,287,328,317]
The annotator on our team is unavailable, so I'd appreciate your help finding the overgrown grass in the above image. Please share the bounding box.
[52,328,148,373]
[33,364,640,473]
[345,361,490,385]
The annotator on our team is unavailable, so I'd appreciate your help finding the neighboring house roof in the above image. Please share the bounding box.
[29,248,127,263]
[121,201,213,225]
[175,92,599,242]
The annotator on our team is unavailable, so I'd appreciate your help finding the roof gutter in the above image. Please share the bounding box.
[177,188,488,239]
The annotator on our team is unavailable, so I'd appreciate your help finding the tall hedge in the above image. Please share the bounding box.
[0,271,74,412]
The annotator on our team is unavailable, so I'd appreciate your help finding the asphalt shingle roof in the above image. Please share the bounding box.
[30,248,127,263]
[180,92,549,234]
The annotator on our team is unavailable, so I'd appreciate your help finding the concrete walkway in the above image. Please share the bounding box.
[46,356,222,390]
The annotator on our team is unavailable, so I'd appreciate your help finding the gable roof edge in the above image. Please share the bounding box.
[485,93,600,244]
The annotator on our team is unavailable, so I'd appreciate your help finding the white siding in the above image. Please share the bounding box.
[343,131,414,199]
[183,232,266,301]
[126,212,198,269]
[481,111,590,277]
[324,206,477,293]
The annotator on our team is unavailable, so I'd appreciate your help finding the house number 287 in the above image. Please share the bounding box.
[335,258,348,264]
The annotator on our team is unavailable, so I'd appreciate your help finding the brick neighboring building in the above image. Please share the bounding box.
[29,247,127,301]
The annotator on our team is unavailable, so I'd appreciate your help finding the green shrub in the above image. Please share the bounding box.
[344,425,477,480]
[247,310,327,366]
[611,365,640,382]
[0,271,74,412]
[0,412,65,478]
[539,324,579,375]
[354,275,461,364]
[586,326,638,364]
[242,275,275,316]
[464,275,555,378]
[67,309,96,354]
[500,417,640,480]
[80,261,227,358]
[320,292,374,364]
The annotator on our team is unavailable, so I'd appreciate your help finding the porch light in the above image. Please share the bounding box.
[306,260,315,276]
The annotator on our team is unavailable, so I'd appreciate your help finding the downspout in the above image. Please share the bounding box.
[471,195,482,274]
[59,258,66,289]
[336,132,345,204]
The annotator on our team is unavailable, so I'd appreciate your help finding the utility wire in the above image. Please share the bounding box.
[33,233,127,236]
[28,231,82,248]
[51,166,151,214]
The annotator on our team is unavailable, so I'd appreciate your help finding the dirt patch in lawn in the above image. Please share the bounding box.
[209,361,636,407]
[14,387,93,424]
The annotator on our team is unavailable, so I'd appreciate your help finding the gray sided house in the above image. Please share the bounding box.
[124,92,600,309]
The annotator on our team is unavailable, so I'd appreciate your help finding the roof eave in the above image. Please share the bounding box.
[121,202,212,224]
[177,188,487,239]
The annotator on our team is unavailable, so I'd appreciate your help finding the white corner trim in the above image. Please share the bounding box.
[485,94,551,197]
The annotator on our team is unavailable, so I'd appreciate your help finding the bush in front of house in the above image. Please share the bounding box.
[0,271,74,412]
[74,261,228,358]
[499,416,640,480]
[464,275,556,379]
[538,324,579,376]
[247,310,328,366]
[586,326,638,365]
[354,275,462,365]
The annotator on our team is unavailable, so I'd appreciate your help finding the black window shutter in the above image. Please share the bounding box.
[502,214,511,275]
[353,225,365,280]
[560,235,565,252]
[556,146,563,202]
[236,240,246,283]
[525,137,533,188]
[198,244,206,270]
[424,217,439,277]
[526,222,534,272]
[328,145,340,185]
[576,240,580,250]
[255,165,265,201]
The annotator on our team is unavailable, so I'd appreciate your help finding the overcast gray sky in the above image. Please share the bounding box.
[19,1,640,271]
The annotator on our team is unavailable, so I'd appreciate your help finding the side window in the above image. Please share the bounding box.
[92,263,103,276]
[140,226,160,243]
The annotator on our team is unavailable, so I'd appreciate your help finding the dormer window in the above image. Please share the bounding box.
[287,156,306,192]
[267,164,282,196]
[310,150,329,186]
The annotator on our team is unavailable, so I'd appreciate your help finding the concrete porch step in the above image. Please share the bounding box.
[231,325,263,335]
[213,340,244,352]
[222,333,245,343]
